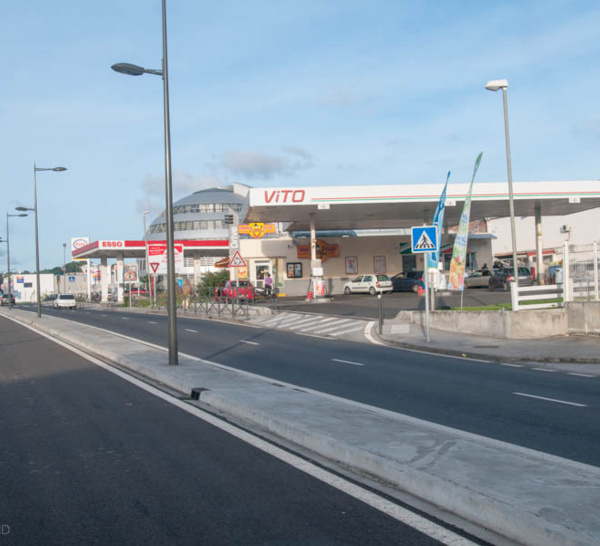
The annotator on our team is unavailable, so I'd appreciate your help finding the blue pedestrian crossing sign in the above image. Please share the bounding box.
[411,226,438,253]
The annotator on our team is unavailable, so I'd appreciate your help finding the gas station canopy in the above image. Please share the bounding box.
[72,239,228,260]
[245,180,600,230]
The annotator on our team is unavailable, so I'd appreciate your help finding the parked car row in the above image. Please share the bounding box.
[341,266,534,296]
[465,267,534,291]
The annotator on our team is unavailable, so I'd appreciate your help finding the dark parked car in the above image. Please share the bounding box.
[489,267,534,291]
[1,293,16,306]
[391,271,424,292]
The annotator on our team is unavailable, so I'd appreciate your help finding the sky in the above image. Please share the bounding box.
[1,0,599,271]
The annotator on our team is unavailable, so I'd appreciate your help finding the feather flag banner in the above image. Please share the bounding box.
[448,153,483,291]
[426,171,450,271]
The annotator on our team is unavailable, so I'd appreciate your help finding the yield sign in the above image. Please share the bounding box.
[150,263,160,273]
[228,251,247,268]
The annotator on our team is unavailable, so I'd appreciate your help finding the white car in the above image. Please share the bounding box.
[53,294,77,309]
[343,274,393,295]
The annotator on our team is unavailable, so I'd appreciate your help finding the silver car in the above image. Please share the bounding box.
[464,269,496,289]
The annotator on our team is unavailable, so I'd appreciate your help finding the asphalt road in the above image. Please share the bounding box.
[0,315,460,546]
[22,304,600,468]
[271,288,512,320]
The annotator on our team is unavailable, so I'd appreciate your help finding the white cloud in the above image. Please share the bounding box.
[137,171,229,214]
[221,148,314,179]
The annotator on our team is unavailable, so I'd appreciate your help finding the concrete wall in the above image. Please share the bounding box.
[397,308,568,339]
[566,301,600,335]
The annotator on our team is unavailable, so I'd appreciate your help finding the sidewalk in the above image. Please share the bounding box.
[2,307,600,546]
[374,318,600,368]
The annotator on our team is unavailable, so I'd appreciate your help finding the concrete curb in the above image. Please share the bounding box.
[3,309,600,546]
[374,332,600,364]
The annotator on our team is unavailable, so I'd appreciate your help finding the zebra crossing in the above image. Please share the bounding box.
[254,312,370,339]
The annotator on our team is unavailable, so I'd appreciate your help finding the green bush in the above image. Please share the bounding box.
[199,270,229,290]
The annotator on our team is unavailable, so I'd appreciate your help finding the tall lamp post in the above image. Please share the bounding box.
[17,164,67,318]
[111,0,178,365]
[5,213,28,309]
[485,79,519,291]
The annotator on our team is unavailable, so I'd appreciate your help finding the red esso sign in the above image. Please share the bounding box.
[101,240,124,248]
[72,239,88,250]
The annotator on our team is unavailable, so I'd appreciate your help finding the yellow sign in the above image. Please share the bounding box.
[238,223,276,239]
[296,239,339,262]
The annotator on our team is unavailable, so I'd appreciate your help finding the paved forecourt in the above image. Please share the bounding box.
[2,307,599,546]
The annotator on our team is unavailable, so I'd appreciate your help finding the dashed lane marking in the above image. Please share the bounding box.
[500,363,524,368]
[513,392,588,407]
[532,368,558,373]
[240,340,260,346]
[567,372,596,378]
[332,358,365,367]
[185,329,198,333]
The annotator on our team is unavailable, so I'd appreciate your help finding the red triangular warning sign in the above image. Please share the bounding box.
[150,263,159,273]
[228,251,246,268]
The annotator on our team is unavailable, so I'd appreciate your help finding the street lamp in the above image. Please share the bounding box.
[17,164,67,318]
[111,0,178,365]
[485,79,519,291]
[4,213,28,310]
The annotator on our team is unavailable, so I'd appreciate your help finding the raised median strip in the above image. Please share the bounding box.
[3,308,600,546]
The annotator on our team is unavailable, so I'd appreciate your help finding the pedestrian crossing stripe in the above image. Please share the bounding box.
[415,232,435,250]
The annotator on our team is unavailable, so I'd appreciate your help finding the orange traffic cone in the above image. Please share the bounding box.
[417,285,425,297]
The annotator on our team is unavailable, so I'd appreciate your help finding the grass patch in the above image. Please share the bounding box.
[447,298,563,311]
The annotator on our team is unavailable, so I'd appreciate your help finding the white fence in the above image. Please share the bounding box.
[511,241,599,310]
[510,284,564,311]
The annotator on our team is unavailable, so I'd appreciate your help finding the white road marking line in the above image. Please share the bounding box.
[567,372,596,378]
[261,314,300,326]
[328,324,366,336]
[318,320,358,334]
[25,329,474,546]
[240,340,260,346]
[332,358,365,367]
[297,317,339,332]
[185,329,198,333]
[101,314,108,317]
[500,363,523,368]
[513,392,588,407]
[287,317,324,330]
[121,317,129,320]
[148,321,158,324]
[532,368,558,373]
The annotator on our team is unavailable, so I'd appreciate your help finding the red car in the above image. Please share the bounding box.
[214,280,255,302]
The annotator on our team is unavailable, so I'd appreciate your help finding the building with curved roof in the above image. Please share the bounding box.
[147,185,248,242]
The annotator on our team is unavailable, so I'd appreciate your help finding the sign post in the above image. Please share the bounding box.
[411,226,438,342]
